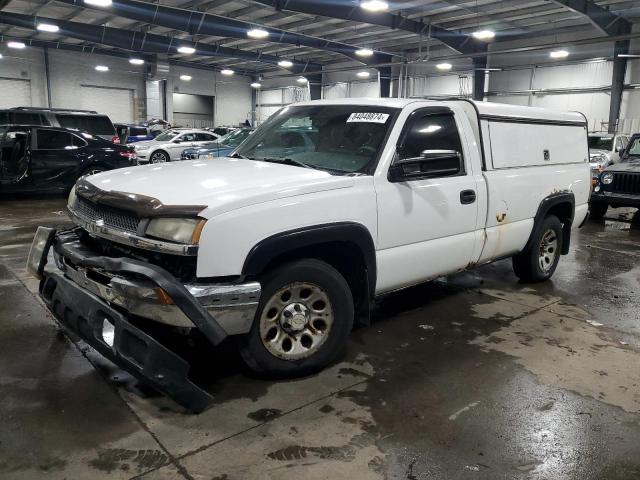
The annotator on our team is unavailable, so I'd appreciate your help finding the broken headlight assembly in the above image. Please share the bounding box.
[145,218,206,244]
[601,172,614,185]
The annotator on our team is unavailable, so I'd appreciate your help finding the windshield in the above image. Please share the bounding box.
[623,137,640,161]
[221,129,252,147]
[236,105,399,174]
[155,130,180,142]
[588,136,613,151]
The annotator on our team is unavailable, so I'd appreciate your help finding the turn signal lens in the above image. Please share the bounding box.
[156,288,175,305]
[191,220,207,245]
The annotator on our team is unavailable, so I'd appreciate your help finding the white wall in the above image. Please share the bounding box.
[0,47,47,107]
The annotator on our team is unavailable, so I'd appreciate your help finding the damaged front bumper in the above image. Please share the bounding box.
[28,227,261,412]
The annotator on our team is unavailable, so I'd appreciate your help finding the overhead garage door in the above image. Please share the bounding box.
[80,85,134,123]
[0,78,31,108]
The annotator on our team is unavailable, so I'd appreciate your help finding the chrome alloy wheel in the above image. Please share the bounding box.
[150,151,168,163]
[259,282,334,361]
[538,228,558,273]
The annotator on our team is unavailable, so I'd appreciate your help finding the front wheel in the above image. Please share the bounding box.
[150,151,169,163]
[239,259,354,377]
[512,214,563,283]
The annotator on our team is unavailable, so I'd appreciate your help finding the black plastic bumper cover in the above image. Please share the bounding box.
[41,270,214,413]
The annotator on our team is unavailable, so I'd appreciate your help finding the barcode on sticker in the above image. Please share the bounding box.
[347,112,389,124]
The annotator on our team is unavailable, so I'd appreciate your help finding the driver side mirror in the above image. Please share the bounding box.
[389,149,462,182]
[172,138,182,144]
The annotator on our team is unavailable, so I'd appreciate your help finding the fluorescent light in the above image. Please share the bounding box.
[250,82,262,88]
[550,49,569,59]
[180,75,192,81]
[297,76,308,84]
[36,23,59,33]
[361,0,388,12]
[356,48,374,57]
[84,0,112,6]
[221,69,234,76]
[357,71,371,78]
[436,62,452,71]
[177,46,195,54]
[95,65,109,72]
[618,54,640,58]
[7,41,26,49]
[0,54,3,59]
[278,59,293,68]
[472,29,495,40]
[247,28,269,39]
[129,58,144,65]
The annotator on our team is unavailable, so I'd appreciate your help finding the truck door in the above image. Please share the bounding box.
[374,107,480,293]
[30,129,79,188]
[0,127,31,189]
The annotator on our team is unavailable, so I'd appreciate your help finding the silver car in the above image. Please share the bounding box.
[132,129,220,163]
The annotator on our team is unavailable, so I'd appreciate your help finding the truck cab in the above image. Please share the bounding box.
[28,99,590,411]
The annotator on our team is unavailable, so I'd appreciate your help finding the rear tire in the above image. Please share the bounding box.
[589,202,608,219]
[239,259,354,377]
[513,214,563,283]
[150,150,169,163]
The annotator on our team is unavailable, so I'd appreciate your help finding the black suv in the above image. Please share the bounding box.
[0,125,137,194]
[590,133,640,218]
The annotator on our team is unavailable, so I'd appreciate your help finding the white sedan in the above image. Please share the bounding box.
[133,129,220,163]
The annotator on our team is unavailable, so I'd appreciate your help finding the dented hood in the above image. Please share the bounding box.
[82,157,354,218]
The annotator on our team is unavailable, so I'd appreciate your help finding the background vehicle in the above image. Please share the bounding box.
[180,128,254,160]
[114,123,156,144]
[0,107,118,142]
[588,132,630,175]
[207,126,236,137]
[30,99,590,411]
[133,128,220,163]
[590,133,640,218]
[0,125,136,194]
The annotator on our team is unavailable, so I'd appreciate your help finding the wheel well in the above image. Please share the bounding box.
[545,201,573,254]
[257,241,371,326]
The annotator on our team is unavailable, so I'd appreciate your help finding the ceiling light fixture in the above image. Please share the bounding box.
[357,71,371,78]
[436,62,452,71]
[37,23,59,33]
[180,74,192,81]
[84,0,112,6]
[356,48,374,57]
[550,49,569,59]
[7,41,26,49]
[472,30,495,40]
[95,65,109,72]
[129,58,144,65]
[247,28,269,39]
[278,59,293,68]
[361,0,389,12]
[251,82,262,88]
[297,76,308,84]
[618,54,640,58]
[0,54,3,59]
[221,69,235,76]
[177,46,196,54]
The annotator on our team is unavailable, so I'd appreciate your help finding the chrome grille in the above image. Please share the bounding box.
[74,196,140,235]
[611,172,640,195]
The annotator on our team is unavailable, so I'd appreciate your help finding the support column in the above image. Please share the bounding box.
[378,66,392,98]
[472,56,487,101]
[608,39,629,133]
[308,73,322,100]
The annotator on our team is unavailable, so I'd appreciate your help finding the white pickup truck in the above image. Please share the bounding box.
[28,98,590,412]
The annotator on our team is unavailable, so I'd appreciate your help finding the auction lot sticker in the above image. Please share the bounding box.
[347,112,390,123]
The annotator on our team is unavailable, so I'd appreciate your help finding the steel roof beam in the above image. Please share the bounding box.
[54,0,396,64]
[252,0,486,55]
[0,11,322,73]
[549,0,631,36]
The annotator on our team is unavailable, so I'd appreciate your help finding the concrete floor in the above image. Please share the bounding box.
[1,196,640,480]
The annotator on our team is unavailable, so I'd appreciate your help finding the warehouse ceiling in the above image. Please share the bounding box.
[0,0,639,76]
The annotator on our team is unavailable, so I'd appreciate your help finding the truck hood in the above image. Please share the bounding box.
[589,149,609,157]
[84,158,355,218]
[605,160,640,173]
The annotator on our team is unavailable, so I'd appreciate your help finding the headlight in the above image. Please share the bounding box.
[67,186,77,209]
[601,172,614,185]
[145,218,206,244]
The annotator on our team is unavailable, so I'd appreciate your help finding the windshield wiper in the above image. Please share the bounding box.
[259,157,321,170]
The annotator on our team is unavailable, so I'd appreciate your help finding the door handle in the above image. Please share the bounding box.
[460,189,476,205]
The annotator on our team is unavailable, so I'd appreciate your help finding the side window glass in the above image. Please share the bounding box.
[36,130,73,150]
[1,129,29,176]
[181,133,196,142]
[399,113,464,167]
